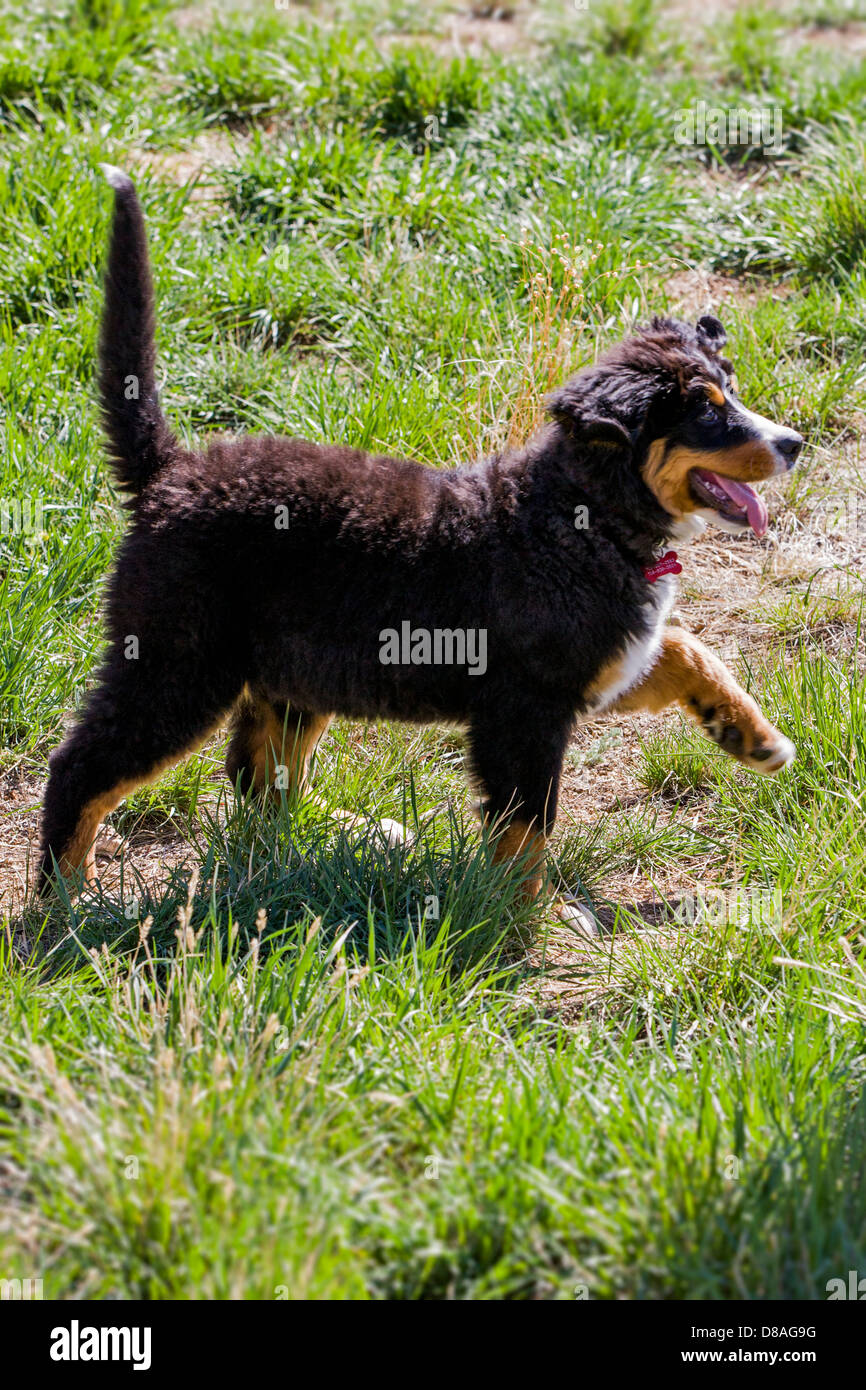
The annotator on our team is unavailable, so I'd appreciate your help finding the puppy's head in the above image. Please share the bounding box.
[547,315,802,539]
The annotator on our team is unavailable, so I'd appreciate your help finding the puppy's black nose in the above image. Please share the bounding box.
[776,432,803,468]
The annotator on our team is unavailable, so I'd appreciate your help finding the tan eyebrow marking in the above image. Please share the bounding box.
[705,382,726,407]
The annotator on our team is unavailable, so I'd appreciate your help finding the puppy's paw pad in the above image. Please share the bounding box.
[719,724,744,753]
[746,735,796,774]
[702,715,744,754]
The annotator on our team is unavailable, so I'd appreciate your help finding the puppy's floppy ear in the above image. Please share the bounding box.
[696,314,727,352]
[576,415,634,448]
[547,383,634,450]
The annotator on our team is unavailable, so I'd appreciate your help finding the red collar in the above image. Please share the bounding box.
[643,550,682,583]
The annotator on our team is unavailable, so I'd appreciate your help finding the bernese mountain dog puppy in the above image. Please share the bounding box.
[39,168,802,926]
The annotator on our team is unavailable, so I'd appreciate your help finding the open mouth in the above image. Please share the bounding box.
[689,468,769,538]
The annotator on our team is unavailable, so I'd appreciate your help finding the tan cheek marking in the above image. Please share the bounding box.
[700,438,779,481]
[641,436,693,517]
[642,438,780,518]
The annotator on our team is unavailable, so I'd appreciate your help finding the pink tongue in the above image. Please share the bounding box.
[710,473,768,538]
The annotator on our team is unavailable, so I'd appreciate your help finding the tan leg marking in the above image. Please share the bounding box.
[489,820,600,935]
[58,719,225,882]
[59,781,141,882]
[615,628,795,772]
[585,651,629,706]
[259,711,332,799]
[241,707,408,846]
[492,818,547,904]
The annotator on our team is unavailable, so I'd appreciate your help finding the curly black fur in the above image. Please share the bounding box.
[38,176,756,888]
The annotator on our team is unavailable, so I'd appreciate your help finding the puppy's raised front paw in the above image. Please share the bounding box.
[696,701,796,776]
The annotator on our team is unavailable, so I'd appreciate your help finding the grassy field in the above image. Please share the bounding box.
[2,0,866,1300]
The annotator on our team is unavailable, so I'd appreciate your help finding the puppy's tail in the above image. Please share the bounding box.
[97,165,177,499]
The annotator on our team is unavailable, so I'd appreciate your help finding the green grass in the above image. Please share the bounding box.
[2,0,866,1300]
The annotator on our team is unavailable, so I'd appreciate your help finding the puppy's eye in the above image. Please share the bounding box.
[697,398,720,420]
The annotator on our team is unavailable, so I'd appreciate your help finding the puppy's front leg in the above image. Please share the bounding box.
[616,629,795,773]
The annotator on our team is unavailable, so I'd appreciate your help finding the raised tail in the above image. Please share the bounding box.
[97,165,177,498]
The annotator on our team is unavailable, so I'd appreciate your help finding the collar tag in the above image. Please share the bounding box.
[643,550,682,583]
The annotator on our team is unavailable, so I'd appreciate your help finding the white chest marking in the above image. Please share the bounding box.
[587,574,677,714]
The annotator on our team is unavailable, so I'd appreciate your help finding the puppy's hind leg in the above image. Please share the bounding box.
[225,694,331,801]
[39,659,240,893]
[616,628,795,772]
[226,699,409,847]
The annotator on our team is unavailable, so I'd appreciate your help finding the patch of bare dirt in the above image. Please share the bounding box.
[133,129,242,204]
[173,0,261,32]
[380,5,539,57]
[780,21,866,58]
[660,0,748,17]
[664,268,794,320]
[0,769,42,915]
[659,0,824,22]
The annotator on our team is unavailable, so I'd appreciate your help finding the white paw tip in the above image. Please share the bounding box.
[753,736,796,774]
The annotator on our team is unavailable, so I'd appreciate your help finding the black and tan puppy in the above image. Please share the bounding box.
[39,168,801,920]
